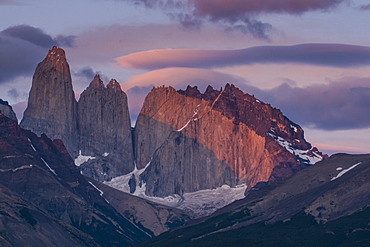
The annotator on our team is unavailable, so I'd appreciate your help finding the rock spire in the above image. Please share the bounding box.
[77,75,135,180]
[20,46,78,155]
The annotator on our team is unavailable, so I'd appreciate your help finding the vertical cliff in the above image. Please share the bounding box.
[77,75,135,181]
[20,46,78,156]
[21,47,135,182]
[134,84,324,197]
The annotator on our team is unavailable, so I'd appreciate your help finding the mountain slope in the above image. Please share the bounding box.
[135,153,370,246]
[0,112,151,246]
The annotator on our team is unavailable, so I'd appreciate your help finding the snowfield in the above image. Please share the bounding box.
[267,132,323,165]
[105,163,247,217]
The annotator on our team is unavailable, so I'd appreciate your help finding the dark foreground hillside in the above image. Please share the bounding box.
[135,153,370,247]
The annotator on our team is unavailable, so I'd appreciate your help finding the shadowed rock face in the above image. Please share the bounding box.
[134,85,323,197]
[0,99,17,122]
[20,47,134,182]
[0,113,151,246]
[77,75,134,181]
[20,46,78,156]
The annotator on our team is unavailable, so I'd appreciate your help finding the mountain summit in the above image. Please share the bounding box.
[20,46,78,155]
[21,47,134,181]
[133,84,325,197]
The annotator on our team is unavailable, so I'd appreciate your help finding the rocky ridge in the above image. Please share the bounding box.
[136,153,370,247]
[133,85,324,197]
[0,110,193,246]
[20,47,324,201]
[0,99,17,122]
[0,111,151,246]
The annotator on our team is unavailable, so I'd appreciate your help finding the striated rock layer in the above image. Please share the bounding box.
[20,46,78,156]
[134,84,324,197]
[77,75,134,181]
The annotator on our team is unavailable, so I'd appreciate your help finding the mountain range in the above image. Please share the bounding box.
[0,46,368,246]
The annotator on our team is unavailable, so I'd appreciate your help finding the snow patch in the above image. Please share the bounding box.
[40,157,57,176]
[74,150,96,166]
[331,162,362,181]
[267,133,322,165]
[102,152,109,157]
[105,161,151,196]
[28,138,37,152]
[88,181,104,196]
[290,124,298,133]
[0,165,32,173]
[177,104,200,132]
[107,166,247,216]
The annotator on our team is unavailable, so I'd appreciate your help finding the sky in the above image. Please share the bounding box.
[0,0,370,155]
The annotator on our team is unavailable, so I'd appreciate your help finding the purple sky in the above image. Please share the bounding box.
[0,0,369,155]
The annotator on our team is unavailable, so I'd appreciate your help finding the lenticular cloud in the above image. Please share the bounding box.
[116,44,370,70]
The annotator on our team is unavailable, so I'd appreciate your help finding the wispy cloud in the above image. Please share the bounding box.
[360,4,370,10]
[116,43,370,70]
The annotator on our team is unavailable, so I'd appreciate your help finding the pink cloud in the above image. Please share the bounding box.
[312,142,370,155]
[65,23,262,74]
[121,67,247,118]
[11,100,27,122]
[115,44,370,70]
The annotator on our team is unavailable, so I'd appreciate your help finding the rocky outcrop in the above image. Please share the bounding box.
[77,75,134,181]
[134,84,324,197]
[0,99,17,122]
[20,46,78,156]
[20,47,134,182]
[0,112,151,246]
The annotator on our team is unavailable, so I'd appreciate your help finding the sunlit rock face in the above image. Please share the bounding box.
[134,84,324,197]
[20,46,78,156]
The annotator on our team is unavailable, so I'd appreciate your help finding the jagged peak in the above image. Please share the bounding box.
[46,46,66,61]
[89,74,105,88]
[0,98,17,122]
[43,46,70,75]
[107,79,122,91]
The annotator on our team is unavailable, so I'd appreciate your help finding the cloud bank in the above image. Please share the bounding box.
[116,43,370,70]
[259,78,370,130]
[0,25,76,84]
[124,0,346,39]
